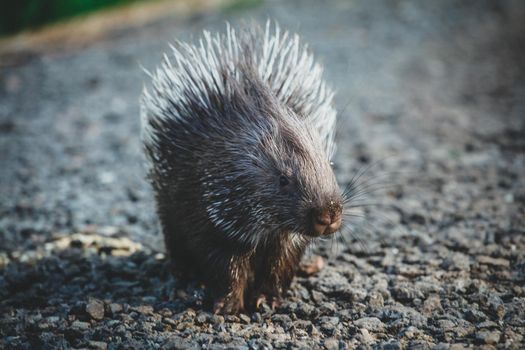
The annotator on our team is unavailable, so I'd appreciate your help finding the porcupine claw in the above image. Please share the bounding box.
[255,294,282,310]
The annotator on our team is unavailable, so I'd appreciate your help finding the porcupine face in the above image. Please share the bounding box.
[203,107,342,248]
[260,116,342,239]
[227,109,343,244]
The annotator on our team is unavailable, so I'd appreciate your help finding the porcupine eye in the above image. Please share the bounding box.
[278,175,293,195]
[279,175,290,188]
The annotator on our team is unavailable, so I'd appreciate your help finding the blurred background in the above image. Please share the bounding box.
[1,0,259,36]
[1,0,524,348]
[1,0,143,35]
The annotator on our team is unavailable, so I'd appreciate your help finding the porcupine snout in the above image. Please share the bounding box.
[311,201,343,236]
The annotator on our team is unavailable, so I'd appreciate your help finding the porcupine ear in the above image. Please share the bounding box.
[251,20,337,159]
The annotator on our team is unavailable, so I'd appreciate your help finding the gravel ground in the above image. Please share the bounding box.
[1,0,524,348]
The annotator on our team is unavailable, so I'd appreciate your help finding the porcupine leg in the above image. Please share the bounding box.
[252,260,295,310]
[207,251,251,314]
[251,240,306,311]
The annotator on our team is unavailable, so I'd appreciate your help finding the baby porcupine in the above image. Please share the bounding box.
[141,22,343,314]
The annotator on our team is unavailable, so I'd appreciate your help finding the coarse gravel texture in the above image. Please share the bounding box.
[1,0,524,349]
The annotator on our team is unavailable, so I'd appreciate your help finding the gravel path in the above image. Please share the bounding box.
[1,0,524,348]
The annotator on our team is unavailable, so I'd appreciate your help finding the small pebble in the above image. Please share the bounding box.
[476,330,501,345]
[108,303,123,316]
[354,317,385,332]
[131,305,154,315]
[71,321,90,330]
[323,338,339,350]
[86,298,105,320]
[239,314,251,324]
[88,341,108,350]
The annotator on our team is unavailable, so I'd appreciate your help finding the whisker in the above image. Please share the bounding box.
[342,156,389,196]
[339,220,369,254]
[343,220,391,253]
[343,171,408,196]
[343,213,367,220]
[344,203,384,211]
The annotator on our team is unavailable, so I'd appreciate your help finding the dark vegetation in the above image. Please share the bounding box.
[0,0,140,36]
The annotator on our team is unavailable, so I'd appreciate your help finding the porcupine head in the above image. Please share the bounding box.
[200,77,343,249]
[141,22,343,302]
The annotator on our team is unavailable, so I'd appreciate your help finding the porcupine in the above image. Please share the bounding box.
[141,22,343,314]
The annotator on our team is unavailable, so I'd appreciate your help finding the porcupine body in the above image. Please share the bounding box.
[141,22,343,314]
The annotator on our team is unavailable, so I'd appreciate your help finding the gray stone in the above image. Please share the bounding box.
[354,317,385,332]
[323,338,340,350]
[476,330,501,345]
[239,313,251,324]
[88,341,108,350]
[86,298,105,320]
[71,321,91,330]
[108,303,123,316]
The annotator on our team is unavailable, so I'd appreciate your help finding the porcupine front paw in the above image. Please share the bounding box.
[213,294,245,314]
[253,293,282,311]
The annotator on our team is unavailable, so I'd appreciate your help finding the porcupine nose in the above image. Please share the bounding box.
[313,205,342,236]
